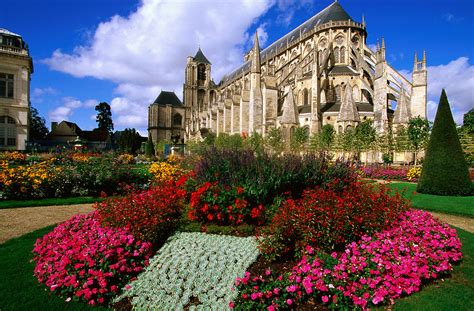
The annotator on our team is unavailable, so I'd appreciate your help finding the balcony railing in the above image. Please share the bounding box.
[0,45,29,56]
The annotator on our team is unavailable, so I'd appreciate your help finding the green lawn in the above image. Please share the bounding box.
[393,228,474,311]
[388,182,474,218]
[0,197,104,209]
[0,226,109,311]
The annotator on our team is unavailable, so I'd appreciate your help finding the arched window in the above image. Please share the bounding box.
[334,47,340,63]
[340,46,346,63]
[197,64,206,81]
[303,89,309,106]
[173,113,182,126]
[0,116,16,147]
[338,125,343,133]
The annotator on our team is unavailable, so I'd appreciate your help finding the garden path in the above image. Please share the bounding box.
[429,212,474,234]
[0,204,94,244]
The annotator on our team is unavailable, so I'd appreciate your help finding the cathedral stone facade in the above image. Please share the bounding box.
[148,91,186,143]
[182,1,427,144]
[0,28,33,150]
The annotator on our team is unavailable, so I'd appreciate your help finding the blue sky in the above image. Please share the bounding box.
[2,0,473,134]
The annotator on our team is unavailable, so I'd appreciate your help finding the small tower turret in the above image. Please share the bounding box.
[248,31,263,134]
[410,51,427,118]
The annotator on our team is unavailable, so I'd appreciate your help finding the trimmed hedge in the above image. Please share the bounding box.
[417,89,472,196]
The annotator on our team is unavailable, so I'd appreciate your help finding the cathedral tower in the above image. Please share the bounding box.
[183,48,212,137]
[373,38,389,133]
[410,51,427,118]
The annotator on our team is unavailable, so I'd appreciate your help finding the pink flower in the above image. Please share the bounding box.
[286,299,293,305]
[322,295,329,303]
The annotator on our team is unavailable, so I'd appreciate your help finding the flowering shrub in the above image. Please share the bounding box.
[361,165,408,181]
[70,153,91,162]
[258,182,409,260]
[0,151,26,163]
[116,232,259,310]
[116,153,135,164]
[95,179,186,242]
[32,212,153,305]
[407,167,422,182]
[149,160,184,183]
[188,182,265,226]
[193,148,356,208]
[0,160,60,199]
[0,156,150,199]
[233,210,462,310]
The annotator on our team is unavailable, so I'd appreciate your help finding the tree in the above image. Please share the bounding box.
[407,116,430,165]
[245,132,265,154]
[95,102,114,132]
[215,133,243,150]
[417,89,471,196]
[319,124,335,152]
[264,127,284,155]
[461,109,474,134]
[116,128,143,154]
[29,106,48,140]
[376,127,394,164]
[355,120,376,164]
[145,135,155,158]
[290,126,309,153]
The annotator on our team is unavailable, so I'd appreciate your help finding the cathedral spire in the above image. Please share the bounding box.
[380,37,386,60]
[362,14,365,26]
[338,84,360,122]
[251,31,261,73]
[413,52,418,71]
[393,84,411,124]
[422,50,427,70]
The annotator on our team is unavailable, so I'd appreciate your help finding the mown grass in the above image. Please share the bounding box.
[393,228,474,311]
[0,226,109,311]
[388,182,474,218]
[0,196,104,210]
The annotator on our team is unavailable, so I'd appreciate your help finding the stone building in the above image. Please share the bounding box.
[183,1,427,145]
[0,28,33,150]
[148,91,186,143]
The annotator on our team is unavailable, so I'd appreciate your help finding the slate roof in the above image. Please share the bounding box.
[194,48,211,65]
[153,91,183,107]
[220,1,355,86]
[329,65,359,76]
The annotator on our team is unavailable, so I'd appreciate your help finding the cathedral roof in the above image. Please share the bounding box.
[220,1,355,86]
[153,91,183,107]
[193,48,211,65]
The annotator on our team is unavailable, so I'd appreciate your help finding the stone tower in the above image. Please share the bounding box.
[248,32,263,134]
[373,39,388,134]
[410,51,427,118]
[183,48,212,137]
[0,28,33,150]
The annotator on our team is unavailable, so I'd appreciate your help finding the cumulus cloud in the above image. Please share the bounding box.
[426,57,474,125]
[44,0,276,131]
[31,87,58,104]
[49,97,99,122]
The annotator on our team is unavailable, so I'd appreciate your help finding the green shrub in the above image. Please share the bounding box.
[417,89,472,195]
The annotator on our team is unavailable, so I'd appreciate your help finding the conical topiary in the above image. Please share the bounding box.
[417,89,472,195]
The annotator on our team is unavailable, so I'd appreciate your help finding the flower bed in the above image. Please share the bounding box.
[361,165,409,181]
[0,155,149,199]
[32,211,153,305]
[258,182,409,260]
[115,232,259,310]
[233,210,462,310]
[95,179,186,242]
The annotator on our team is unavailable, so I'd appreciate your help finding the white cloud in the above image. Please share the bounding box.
[31,87,58,104]
[44,0,275,132]
[256,23,269,48]
[396,57,473,125]
[426,57,474,125]
[49,97,99,122]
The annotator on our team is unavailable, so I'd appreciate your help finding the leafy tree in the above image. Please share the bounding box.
[264,127,284,154]
[145,135,155,158]
[355,120,376,164]
[290,126,309,153]
[407,116,430,165]
[417,89,471,196]
[461,108,474,134]
[376,127,394,164]
[29,106,48,140]
[115,128,143,154]
[215,133,243,150]
[245,132,264,154]
[334,128,356,160]
[95,102,114,132]
[319,124,335,152]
